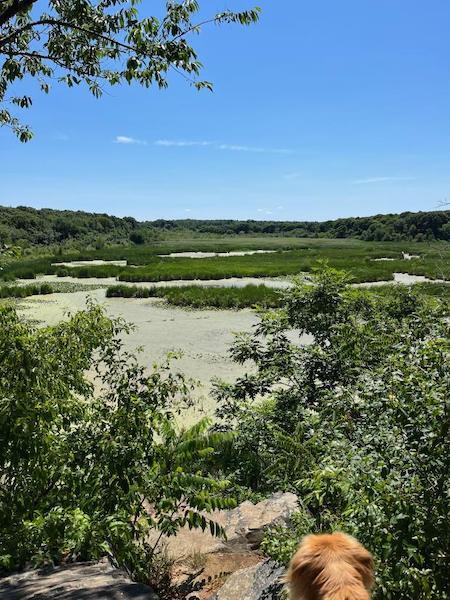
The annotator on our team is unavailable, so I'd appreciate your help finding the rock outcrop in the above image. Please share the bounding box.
[155,492,299,558]
[209,560,286,600]
[0,560,158,600]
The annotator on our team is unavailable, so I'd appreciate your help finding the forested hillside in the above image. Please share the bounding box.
[0,205,448,249]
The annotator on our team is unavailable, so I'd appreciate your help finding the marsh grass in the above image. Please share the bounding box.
[0,283,55,298]
[0,281,108,298]
[106,282,450,309]
[106,284,281,309]
[3,238,450,283]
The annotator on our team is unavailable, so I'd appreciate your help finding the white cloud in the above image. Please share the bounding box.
[352,176,415,185]
[155,140,292,154]
[218,144,291,154]
[155,140,212,147]
[115,135,147,145]
[115,137,293,154]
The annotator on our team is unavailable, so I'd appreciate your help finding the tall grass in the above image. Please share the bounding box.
[3,239,450,283]
[106,284,282,309]
[0,283,54,298]
[106,281,450,309]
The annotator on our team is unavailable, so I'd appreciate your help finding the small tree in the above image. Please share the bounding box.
[215,268,449,598]
[0,302,235,596]
[0,1,260,140]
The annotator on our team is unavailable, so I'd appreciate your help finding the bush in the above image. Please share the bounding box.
[215,267,449,599]
[0,303,235,597]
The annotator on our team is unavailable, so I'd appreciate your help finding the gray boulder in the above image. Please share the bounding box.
[0,561,159,600]
[210,560,286,600]
[151,492,299,558]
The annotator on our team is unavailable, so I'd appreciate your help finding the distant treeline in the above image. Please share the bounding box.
[0,205,448,248]
[152,211,450,241]
[0,206,150,249]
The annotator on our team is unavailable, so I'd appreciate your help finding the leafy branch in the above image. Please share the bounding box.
[0,1,260,140]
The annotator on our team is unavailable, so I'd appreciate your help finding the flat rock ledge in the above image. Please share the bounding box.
[0,560,158,600]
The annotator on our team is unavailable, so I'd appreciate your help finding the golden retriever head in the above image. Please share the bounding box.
[286,532,374,600]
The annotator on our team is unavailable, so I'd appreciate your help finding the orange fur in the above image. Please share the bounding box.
[286,532,374,600]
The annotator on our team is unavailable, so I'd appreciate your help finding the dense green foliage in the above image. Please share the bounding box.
[1,263,449,597]
[0,205,448,248]
[0,282,53,297]
[0,206,152,248]
[0,304,235,596]
[106,283,282,309]
[0,2,259,140]
[214,269,449,598]
[151,211,450,242]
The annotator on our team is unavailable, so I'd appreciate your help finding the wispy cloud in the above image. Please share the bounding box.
[218,144,291,154]
[156,140,292,154]
[115,136,293,154]
[155,139,212,148]
[352,176,415,185]
[115,135,147,145]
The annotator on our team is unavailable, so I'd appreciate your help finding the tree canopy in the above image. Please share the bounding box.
[0,0,260,141]
[0,205,448,248]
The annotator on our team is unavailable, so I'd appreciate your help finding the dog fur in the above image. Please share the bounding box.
[286,532,374,600]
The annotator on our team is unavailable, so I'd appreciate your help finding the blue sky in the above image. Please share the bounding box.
[1,1,450,221]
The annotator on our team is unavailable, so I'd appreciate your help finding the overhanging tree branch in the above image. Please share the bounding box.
[0,1,260,141]
[0,0,38,28]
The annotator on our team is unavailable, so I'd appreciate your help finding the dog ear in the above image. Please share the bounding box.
[353,547,374,589]
[287,553,309,581]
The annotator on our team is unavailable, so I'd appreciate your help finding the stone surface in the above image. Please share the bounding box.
[209,560,286,600]
[153,492,299,559]
[0,561,158,600]
[173,552,264,600]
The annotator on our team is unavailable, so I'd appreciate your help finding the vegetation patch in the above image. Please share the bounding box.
[0,281,107,298]
[0,283,55,298]
[106,284,282,309]
[107,281,450,309]
[3,238,450,285]
[213,269,449,598]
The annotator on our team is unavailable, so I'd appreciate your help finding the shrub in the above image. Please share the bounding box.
[215,267,449,599]
[0,303,235,597]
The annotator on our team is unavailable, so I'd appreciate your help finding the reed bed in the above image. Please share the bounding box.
[106,284,282,309]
